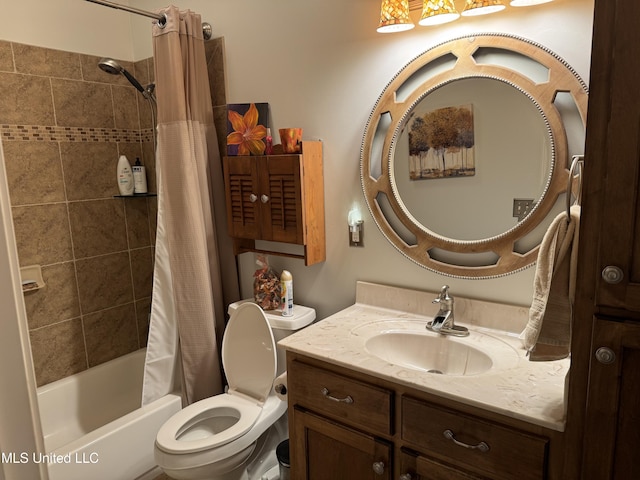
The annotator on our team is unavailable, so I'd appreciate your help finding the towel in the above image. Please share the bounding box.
[520,205,581,361]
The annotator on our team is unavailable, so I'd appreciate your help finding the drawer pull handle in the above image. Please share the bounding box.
[321,387,354,404]
[443,429,490,453]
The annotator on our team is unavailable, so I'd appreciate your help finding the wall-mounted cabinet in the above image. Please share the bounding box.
[222,141,325,266]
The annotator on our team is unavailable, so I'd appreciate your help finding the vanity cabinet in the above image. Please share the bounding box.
[287,353,560,479]
[222,140,325,266]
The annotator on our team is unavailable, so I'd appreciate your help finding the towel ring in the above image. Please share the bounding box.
[566,155,584,222]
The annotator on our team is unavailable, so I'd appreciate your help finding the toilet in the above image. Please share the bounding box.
[154,301,315,480]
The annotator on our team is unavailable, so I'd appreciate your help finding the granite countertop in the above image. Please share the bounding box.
[279,282,570,432]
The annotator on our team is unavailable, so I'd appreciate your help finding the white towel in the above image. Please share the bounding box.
[520,205,581,361]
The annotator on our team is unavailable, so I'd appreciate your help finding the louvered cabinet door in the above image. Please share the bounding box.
[260,156,303,244]
[223,156,261,239]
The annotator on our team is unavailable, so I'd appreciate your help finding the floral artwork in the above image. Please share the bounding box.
[408,103,475,180]
[226,103,270,156]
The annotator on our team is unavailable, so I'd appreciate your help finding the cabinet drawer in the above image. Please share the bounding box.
[402,397,548,480]
[288,360,393,436]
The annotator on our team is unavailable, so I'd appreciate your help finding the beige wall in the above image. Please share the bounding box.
[0,0,594,322]
[132,0,594,319]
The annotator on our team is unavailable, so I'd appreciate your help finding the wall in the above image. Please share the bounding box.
[0,1,594,323]
[136,0,594,319]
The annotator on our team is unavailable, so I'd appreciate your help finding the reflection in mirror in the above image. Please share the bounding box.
[360,34,588,278]
[393,77,552,241]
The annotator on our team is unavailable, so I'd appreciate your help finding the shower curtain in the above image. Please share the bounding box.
[142,6,238,406]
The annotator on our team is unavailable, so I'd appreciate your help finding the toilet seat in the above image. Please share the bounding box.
[155,393,262,454]
[155,303,278,456]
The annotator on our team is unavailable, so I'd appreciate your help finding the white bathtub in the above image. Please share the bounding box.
[36,348,182,480]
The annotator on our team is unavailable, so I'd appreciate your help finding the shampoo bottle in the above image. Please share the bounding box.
[132,157,148,194]
[280,270,293,316]
[117,155,134,196]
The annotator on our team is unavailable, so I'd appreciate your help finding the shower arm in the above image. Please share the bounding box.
[84,0,213,40]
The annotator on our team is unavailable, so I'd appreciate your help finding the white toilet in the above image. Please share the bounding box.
[154,301,315,480]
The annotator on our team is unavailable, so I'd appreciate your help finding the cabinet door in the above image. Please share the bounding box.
[291,408,392,480]
[399,449,488,480]
[585,0,640,312]
[583,318,640,479]
[223,156,261,239]
[260,155,303,244]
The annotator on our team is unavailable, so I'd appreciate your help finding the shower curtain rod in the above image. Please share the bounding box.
[85,0,212,39]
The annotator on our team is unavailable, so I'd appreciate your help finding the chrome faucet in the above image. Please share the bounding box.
[426,286,469,337]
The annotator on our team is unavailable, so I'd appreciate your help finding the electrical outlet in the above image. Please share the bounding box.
[513,199,535,222]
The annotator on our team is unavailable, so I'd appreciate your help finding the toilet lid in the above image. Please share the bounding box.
[222,302,277,403]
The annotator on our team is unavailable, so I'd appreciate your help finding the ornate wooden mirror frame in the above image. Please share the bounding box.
[360,33,588,278]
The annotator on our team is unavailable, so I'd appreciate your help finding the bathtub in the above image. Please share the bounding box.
[36,348,182,480]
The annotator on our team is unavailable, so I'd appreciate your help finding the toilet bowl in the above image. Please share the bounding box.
[154,301,315,480]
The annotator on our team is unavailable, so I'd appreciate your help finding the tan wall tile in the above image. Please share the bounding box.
[135,297,152,347]
[12,203,73,266]
[205,37,226,107]
[112,85,141,130]
[0,72,55,125]
[76,252,133,313]
[29,318,87,386]
[60,141,119,201]
[83,303,138,367]
[68,199,127,259]
[51,78,114,128]
[3,141,65,205]
[117,143,143,164]
[130,247,153,300]
[0,41,14,72]
[124,197,151,249]
[13,44,81,79]
[23,262,80,329]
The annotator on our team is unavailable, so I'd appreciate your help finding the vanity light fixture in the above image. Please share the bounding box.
[419,0,460,26]
[461,0,506,16]
[510,0,553,5]
[377,0,415,33]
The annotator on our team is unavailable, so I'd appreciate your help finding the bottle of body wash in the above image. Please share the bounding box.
[117,155,134,196]
[132,157,148,194]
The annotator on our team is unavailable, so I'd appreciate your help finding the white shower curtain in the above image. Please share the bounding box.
[142,6,238,406]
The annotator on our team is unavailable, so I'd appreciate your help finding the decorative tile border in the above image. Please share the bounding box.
[0,124,154,143]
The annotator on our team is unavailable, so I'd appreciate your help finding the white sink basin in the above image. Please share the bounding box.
[366,332,493,376]
[353,319,520,376]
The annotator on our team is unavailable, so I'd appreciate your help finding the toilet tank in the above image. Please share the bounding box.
[227,300,316,374]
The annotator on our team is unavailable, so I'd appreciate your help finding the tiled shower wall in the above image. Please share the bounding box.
[0,38,227,387]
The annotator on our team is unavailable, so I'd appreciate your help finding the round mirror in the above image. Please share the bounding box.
[361,34,587,278]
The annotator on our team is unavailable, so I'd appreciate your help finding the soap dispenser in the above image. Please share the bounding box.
[117,155,134,196]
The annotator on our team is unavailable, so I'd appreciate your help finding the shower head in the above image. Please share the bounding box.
[98,57,146,94]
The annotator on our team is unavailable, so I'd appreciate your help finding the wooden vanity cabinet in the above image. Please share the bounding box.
[222,140,325,266]
[287,353,560,480]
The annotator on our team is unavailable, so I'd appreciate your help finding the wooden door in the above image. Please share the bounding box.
[223,156,261,239]
[399,449,488,480]
[291,408,392,480]
[585,0,640,313]
[582,318,640,479]
[260,155,303,244]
